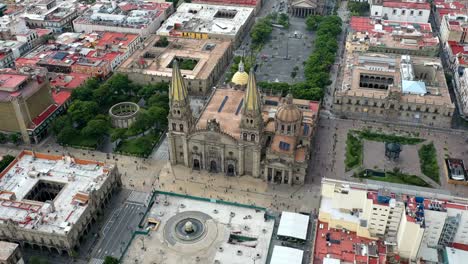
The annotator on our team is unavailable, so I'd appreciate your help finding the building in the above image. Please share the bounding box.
[440,14,468,45]
[192,0,261,14]
[117,35,232,95]
[167,61,320,185]
[0,241,24,264]
[347,17,439,57]
[157,3,254,47]
[333,53,455,128]
[0,150,121,255]
[288,0,326,17]
[73,0,173,36]
[444,246,468,264]
[458,68,468,118]
[271,246,304,264]
[49,72,91,108]
[21,0,79,33]
[15,31,139,78]
[317,179,468,262]
[433,0,468,28]
[0,40,30,68]
[370,0,431,23]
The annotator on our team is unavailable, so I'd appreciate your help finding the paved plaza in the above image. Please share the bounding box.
[309,116,468,196]
[255,16,315,83]
[123,195,275,264]
[362,140,422,176]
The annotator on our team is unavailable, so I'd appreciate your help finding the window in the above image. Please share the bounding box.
[243,133,247,141]
[393,9,397,15]
[410,10,414,15]
[418,11,423,16]
[179,124,184,131]
[279,141,290,151]
[172,123,176,131]
[287,125,291,132]
[401,10,405,15]
[251,134,256,142]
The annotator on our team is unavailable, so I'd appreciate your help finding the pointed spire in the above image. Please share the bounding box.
[238,59,245,73]
[243,68,261,114]
[170,60,188,103]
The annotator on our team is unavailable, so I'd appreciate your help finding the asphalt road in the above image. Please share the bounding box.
[91,191,148,260]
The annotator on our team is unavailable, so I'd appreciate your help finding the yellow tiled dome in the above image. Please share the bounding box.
[231,60,249,86]
[231,71,249,86]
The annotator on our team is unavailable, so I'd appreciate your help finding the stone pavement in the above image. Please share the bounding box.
[309,117,468,196]
[156,163,321,213]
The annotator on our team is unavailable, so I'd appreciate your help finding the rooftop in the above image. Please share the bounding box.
[192,0,259,7]
[448,41,468,66]
[270,245,304,264]
[157,3,253,37]
[0,151,113,234]
[277,211,309,240]
[443,14,468,32]
[435,0,468,17]
[22,1,77,22]
[337,52,454,107]
[0,73,28,92]
[314,221,389,264]
[50,72,91,90]
[381,0,430,10]
[74,0,171,28]
[118,35,231,81]
[0,241,18,261]
[349,17,438,50]
[445,247,468,264]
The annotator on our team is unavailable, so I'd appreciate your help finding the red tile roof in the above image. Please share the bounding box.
[50,73,90,90]
[350,16,432,33]
[0,74,28,92]
[314,221,388,264]
[52,90,71,105]
[30,104,58,128]
[94,32,139,48]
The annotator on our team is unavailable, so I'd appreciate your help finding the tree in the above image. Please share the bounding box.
[154,36,169,47]
[57,126,78,144]
[68,100,99,128]
[0,132,7,144]
[250,17,273,44]
[81,118,109,138]
[147,94,169,108]
[305,15,323,31]
[28,256,49,264]
[148,105,168,129]
[9,133,21,145]
[103,256,119,264]
[0,155,15,172]
[51,115,71,135]
[131,111,153,134]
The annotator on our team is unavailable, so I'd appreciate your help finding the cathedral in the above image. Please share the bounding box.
[167,61,320,185]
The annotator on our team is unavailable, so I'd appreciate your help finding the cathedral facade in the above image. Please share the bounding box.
[167,61,320,185]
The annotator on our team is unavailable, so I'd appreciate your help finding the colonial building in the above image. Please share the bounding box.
[167,61,319,185]
[288,0,325,17]
[333,53,455,128]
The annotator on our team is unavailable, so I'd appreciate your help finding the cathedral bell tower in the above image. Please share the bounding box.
[167,60,193,166]
[240,68,263,177]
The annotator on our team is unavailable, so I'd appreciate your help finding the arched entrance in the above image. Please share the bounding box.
[227,164,235,176]
[274,170,282,183]
[193,159,200,170]
[210,160,217,172]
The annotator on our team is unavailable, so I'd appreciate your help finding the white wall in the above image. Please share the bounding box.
[372,6,430,23]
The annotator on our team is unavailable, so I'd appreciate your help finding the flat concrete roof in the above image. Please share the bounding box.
[270,245,304,264]
[157,3,253,37]
[0,151,113,234]
[0,241,18,261]
[277,211,309,240]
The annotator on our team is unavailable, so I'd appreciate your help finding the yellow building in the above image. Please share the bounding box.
[0,70,58,144]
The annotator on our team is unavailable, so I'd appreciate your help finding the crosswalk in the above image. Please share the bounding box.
[88,258,104,264]
[127,191,150,206]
